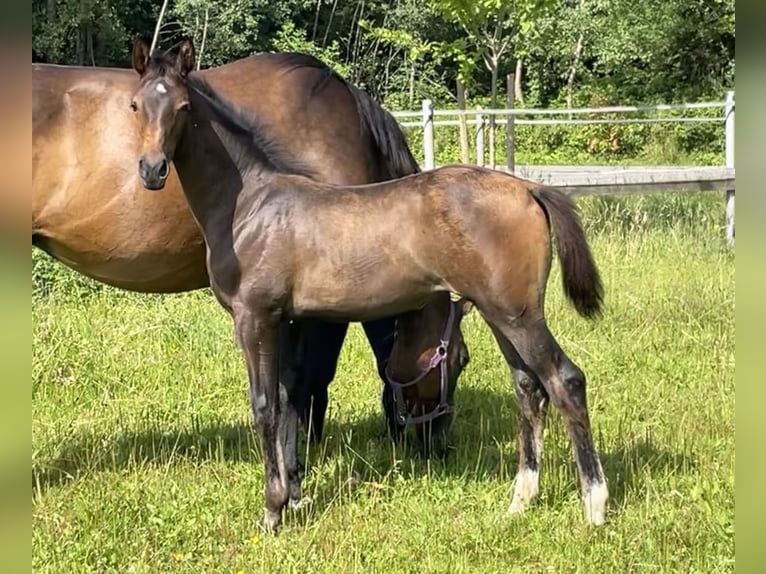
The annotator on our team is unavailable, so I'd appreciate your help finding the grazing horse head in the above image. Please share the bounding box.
[386,293,473,455]
[130,37,195,190]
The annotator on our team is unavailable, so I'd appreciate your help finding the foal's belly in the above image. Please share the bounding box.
[289,290,435,322]
[288,255,438,321]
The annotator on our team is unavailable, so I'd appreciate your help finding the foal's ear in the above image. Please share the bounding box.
[175,39,195,78]
[132,35,151,77]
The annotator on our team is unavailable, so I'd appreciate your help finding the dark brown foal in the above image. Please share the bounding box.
[128,41,608,531]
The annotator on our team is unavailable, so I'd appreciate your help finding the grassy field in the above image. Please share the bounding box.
[32,193,734,573]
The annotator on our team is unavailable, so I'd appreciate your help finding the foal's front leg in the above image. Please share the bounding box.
[235,309,288,532]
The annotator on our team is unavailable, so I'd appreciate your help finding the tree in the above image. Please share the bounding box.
[429,0,553,167]
[32,0,138,66]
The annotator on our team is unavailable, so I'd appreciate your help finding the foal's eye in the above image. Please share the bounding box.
[178,101,191,112]
[130,101,138,112]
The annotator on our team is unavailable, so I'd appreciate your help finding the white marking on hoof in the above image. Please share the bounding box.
[508,468,539,514]
[155,82,167,94]
[288,496,313,510]
[583,481,609,525]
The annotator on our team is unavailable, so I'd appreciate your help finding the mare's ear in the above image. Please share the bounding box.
[455,297,474,318]
[132,35,151,77]
[175,39,195,78]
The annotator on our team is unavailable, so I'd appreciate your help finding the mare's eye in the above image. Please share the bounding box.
[130,101,138,112]
[178,102,191,112]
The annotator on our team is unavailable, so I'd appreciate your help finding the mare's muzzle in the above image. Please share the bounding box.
[139,155,170,190]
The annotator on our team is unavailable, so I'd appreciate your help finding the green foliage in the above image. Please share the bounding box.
[33,250,105,300]
[32,0,734,116]
[272,21,350,77]
[169,0,308,68]
[32,0,133,66]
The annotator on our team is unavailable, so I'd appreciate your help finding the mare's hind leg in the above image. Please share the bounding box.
[487,324,549,514]
[487,313,608,525]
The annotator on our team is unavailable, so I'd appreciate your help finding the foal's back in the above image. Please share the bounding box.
[239,166,549,319]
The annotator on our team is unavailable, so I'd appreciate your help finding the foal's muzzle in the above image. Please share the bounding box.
[138,156,170,190]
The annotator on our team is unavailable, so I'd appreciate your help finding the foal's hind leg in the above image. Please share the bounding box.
[487,324,549,514]
[487,313,608,525]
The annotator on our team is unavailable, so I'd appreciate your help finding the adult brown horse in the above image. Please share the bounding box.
[385,293,473,455]
[33,40,438,443]
[128,40,608,531]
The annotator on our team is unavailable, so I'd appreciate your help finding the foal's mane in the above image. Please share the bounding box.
[145,51,317,179]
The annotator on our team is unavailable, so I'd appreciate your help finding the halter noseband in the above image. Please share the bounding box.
[384,301,457,426]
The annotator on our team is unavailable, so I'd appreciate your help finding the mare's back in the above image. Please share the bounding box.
[33,65,136,143]
[202,53,374,185]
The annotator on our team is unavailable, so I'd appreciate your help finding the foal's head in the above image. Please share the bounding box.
[129,37,195,190]
[385,293,472,455]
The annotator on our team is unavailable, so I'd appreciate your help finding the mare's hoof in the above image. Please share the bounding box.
[260,509,282,534]
[297,461,306,482]
[288,496,313,510]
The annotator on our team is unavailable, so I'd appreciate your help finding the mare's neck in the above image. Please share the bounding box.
[171,84,277,239]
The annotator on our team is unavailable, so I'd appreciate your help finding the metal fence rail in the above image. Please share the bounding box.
[388,89,735,246]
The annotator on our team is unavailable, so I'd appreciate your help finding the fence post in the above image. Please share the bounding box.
[506,73,515,173]
[724,90,735,247]
[422,99,434,170]
[475,106,485,167]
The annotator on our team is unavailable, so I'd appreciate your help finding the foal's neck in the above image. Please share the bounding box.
[171,82,279,235]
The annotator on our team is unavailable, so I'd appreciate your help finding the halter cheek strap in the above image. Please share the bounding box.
[384,301,457,426]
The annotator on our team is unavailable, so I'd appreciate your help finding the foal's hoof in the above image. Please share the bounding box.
[508,469,539,515]
[583,481,609,526]
[288,496,313,511]
[260,509,282,534]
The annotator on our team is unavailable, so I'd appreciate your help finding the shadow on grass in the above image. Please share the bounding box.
[33,385,695,520]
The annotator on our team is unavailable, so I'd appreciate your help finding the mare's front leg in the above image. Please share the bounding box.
[278,320,308,508]
[235,308,288,532]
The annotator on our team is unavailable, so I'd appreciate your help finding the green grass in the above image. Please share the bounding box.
[32,193,734,573]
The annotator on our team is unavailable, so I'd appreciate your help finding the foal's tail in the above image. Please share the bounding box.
[345,84,421,179]
[529,186,604,319]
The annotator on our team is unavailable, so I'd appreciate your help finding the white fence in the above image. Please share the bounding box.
[390,90,735,246]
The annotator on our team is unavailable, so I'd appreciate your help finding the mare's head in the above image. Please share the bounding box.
[130,37,195,190]
[385,294,472,456]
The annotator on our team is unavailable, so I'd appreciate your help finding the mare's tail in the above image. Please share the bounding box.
[345,84,421,179]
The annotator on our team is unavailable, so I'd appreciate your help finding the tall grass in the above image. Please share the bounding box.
[33,192,734,572]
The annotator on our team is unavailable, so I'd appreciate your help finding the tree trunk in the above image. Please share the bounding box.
[311,0,322,43]
[196,9,209,70]
[150,0,171,53]
[514,58,524,104]
[322,0,339,48]
[46,0,56,22]
[409,58,415,107]
[566,33,585,114]
[87,26,95,66]
[457,79,469,163]
[76,28,85,65]
[488,56,498,170]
